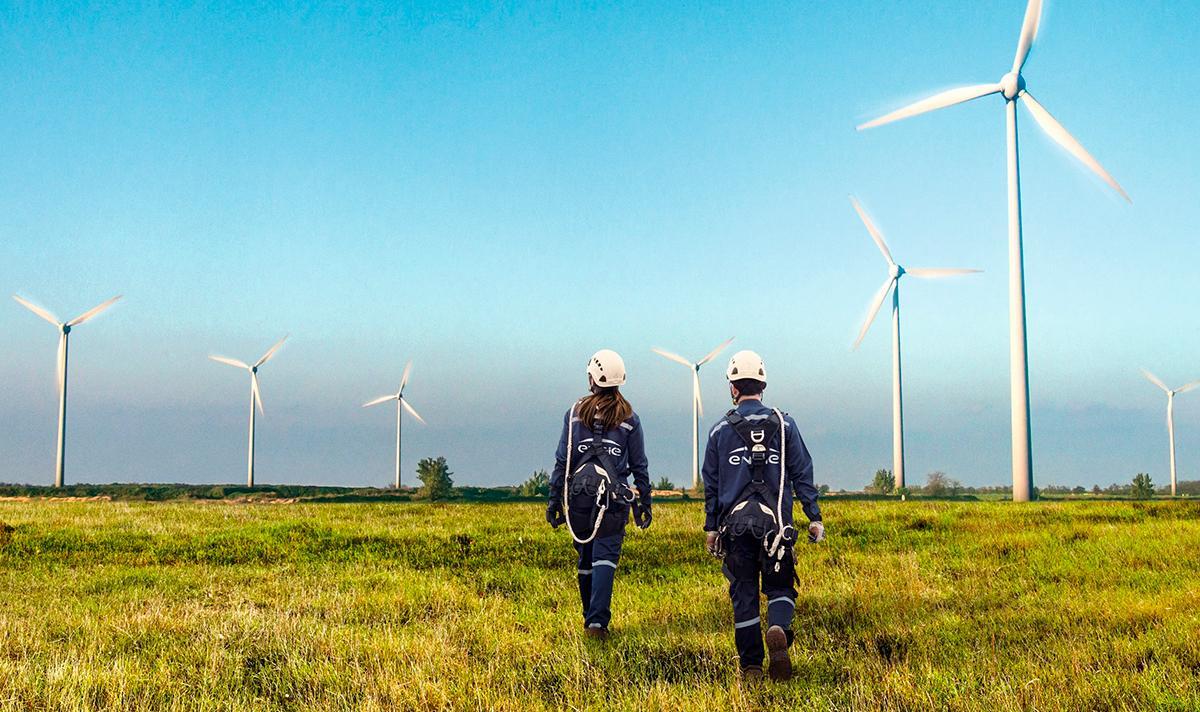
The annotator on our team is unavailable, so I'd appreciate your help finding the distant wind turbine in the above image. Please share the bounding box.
[12,294,122,487]
[857,0,1129,502]
[850,198,980,492]
[652,338,734,490]
[1142,369,1199,497]
[362,361,426,489]
[209,336,287,487]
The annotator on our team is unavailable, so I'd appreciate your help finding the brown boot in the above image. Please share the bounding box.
[740,665,764,684]
[765,625,792,681]
[584,625,609,640]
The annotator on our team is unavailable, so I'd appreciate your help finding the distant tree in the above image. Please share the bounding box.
[1092,484,1102,495]
[869,469,894,495]
[1071,486,1086,495]
[655,476,675,490]
[417,457,455,500]
[1131,473,1154,500]
[924,471,949,497]
[896,486,911,500]
[518,469,549,498]
[818,484,831,495]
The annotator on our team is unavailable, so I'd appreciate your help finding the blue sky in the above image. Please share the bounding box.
[1,1,1197,490]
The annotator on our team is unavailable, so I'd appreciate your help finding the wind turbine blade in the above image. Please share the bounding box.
[1176,381,1200,395]
[12,295,61,326]
[652,348,693,368]
[853,278,895,350]
[857,84,1002,131]
[692,371,704,419]
[906,267,983,279]
[399,361,413,393]
[1011,0,1044,74]
[1020,91,1130,202]
[254,335,288,368]
[697,337,735,367]
[849,196,894,265]
[66,295,122,327]
[209,355,250,370]
[400,398,426,425]
[362,394,397,408]
[1141,369,1170,393]
[251,372,264,414]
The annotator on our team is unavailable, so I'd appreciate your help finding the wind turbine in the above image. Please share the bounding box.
[12,294,122,487]
[850,198,979,492]
[652,338,734,490]
[362,361,426,489]
[209,336,287,487]
[858,0,1130,502]
[1142,369,1199,497]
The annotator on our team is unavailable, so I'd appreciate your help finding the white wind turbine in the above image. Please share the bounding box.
[362,361,426,490]
[849,198,980,492]
[858,0,1130,501]
[209,336,287,487]
[12,294,122,487]
[652,338,734,491]
[1142,369,1199,497]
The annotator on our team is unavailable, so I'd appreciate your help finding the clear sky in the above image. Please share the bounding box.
[2,1,1198,491]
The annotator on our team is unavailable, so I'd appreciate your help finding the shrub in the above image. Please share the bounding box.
[518,470,549,498]
[1131,473,1154,500]
[416,457,455,500]
[655,476,675,490]
[869,469,894,495]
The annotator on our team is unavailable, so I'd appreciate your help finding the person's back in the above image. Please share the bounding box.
[701,350,824,682]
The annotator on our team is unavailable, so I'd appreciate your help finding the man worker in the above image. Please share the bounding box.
[701,350,824,682]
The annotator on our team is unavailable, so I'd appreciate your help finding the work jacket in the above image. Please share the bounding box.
[701,398,821,532]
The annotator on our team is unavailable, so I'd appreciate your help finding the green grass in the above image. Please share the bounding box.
[1,500,1199,711]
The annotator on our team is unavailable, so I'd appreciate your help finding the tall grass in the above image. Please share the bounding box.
[1,500,1198,710]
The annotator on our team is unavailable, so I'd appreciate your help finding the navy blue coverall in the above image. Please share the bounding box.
[701,399,821,668]
[550,407,651,629]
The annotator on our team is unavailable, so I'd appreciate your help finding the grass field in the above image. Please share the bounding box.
[1,499,1199,711]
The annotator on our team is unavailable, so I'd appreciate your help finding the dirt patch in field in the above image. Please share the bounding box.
[0,495,112,502]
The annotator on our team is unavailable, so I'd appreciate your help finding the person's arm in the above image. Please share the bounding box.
[786,418,822,523]
[702,424,721,532]
[627,418,651,499]
[548,409,571,506]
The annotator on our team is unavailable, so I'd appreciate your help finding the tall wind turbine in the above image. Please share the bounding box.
[12,294,122,487]
[1142,369,1199,497]
[850,198,979,492]
[652,338,734,490]
[858,0,1130,501]
[363,361,426,489]
[209,336,287,487]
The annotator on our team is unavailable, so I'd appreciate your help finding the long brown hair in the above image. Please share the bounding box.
[574,386,633,432]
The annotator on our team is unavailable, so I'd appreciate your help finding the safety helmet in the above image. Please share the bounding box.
[726,350,766,383]
[587,349,626,387]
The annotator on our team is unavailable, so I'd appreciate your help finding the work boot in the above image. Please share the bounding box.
[740,665,764,684]
[584,624,609,640]
[765,625,792,682]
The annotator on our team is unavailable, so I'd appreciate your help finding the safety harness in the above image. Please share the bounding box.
[562,403,636,545]
[717,407,795,571]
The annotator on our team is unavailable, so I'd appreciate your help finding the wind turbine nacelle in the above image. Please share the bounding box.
[890,264,904,279]
[1000,72,1025,100]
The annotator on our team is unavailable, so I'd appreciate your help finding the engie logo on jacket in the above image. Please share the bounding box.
[727,447,780,467]
[578,441,623,458]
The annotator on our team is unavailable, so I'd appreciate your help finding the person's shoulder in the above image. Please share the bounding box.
[707,410,737,439]
[619,412,641,431]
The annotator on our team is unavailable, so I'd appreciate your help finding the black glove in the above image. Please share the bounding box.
[545,501,566,529]
[634,495,652,529]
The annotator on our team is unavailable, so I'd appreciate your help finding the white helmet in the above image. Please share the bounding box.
[726,350,766,383]
[587,349,626,387]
